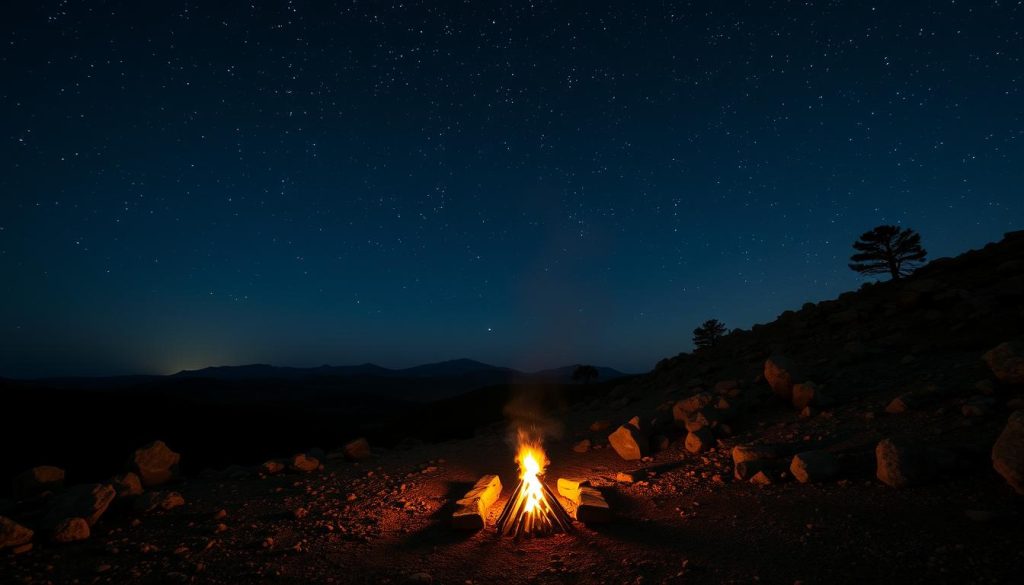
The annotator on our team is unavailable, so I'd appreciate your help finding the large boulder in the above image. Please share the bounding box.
[343,438,372,461]
[790,451,839,483]
[0,517,33,550]
[983,342,1024,385]
[52,517,90,543]
[764,355,801,402]
[992,410,1024,494]
[608,416,646,461]
[876,439,927,488]
[12,466,65,499]
[44,484,115,528]
[132,441,181,487]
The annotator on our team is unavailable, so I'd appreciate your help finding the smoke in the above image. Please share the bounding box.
[503,383,566,456]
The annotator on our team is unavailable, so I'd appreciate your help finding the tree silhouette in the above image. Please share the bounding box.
[571,364,599,384]
[692,319,728,351]
[848,225,927,280]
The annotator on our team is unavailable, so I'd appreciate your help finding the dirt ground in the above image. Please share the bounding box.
[3,383,1023,585]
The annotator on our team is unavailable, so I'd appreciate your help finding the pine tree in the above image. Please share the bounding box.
[848,225,927,280]
[692,319,728,351]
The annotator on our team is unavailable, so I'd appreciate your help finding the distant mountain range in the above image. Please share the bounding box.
[172,358,627,385]
[5,359,630,402]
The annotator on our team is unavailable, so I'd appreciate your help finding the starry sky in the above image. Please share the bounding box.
[2,1,1022,378]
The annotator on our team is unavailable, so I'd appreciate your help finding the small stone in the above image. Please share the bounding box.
[289,454,320,473]
[790,451,839,483]
[0,516,34,550]
[132,441,181,487]
[111,472,144,499]
[684,428,714,453]
[764,355,801,402]
[572,439,591,453]
[52,517,90,543]
[615,471,635,484]
[343,438,372,461]
[791,381,819,410]
[876,439,925,488]
[885,394,913,414]
[749,471,772,485]
[984,342,1024,384]
[261,460,285,475]
[992,410,1024,495]
[589,420,612,432]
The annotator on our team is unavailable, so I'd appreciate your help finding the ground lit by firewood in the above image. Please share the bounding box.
[3,382,1022,585]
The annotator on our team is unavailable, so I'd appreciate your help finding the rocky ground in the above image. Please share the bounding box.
[3,232,1024,584]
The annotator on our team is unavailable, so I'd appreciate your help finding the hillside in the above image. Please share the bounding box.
[1,231,1022,584]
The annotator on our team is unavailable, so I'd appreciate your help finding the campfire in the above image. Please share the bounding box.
[495,431,573,538]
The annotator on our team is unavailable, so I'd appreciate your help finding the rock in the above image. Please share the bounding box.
[672,393,714,420]
[984,342,1024,384]
[714,380,739,395]
[749,471,773,485]
[790,451,839,483]
[0,517,33,551]
[132,441,181,487]
[451,475,502,531]
[791,381,820,410]
[681,411,715,433]
[44,484,115,528]
[732,444,779,480]
[799,406,815,419]
[12,466,65,499]
[134,491,185,513]
[589,420,612,432]
[615,471,635,484]
[343,438,372,461]
[572,439,591,453]
[52,517,90,543]
[885,394,914,414]
[764,355,801,402]
[608,417,646,461]
[289,454,320,473]
[261,460,285,475]
[684,428,714,453]
[111,472,143,499]
[992,410,1024,494]
[876,439,927,488]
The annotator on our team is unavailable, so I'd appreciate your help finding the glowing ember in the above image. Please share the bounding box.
[495,431,573,538]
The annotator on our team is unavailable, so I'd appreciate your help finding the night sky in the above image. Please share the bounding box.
[2,2,1022,378]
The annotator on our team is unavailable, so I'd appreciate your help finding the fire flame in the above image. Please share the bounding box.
[515,439,547,514]
[496,428,573,537]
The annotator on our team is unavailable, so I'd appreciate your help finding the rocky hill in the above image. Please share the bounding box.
[1,231,1022,584]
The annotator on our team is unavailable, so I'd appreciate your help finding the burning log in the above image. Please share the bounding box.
[452,474,503,531]
[495,437,574,539]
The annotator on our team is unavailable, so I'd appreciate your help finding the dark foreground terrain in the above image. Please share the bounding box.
[3,231,1024,584]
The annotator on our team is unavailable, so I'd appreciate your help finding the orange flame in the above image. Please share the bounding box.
[515,432,548,514]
